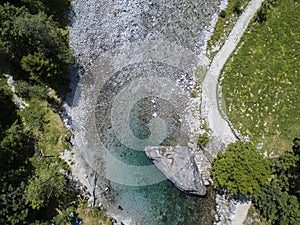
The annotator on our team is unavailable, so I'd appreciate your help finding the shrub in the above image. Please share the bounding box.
[211,141,271,197]
[197,133,209,149]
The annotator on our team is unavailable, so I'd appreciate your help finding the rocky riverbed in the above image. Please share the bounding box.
[64,0,239,224]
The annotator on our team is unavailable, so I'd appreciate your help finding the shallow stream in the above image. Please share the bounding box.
[68,0,224,224]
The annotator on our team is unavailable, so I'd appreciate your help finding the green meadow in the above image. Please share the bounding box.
[222,0,300,154]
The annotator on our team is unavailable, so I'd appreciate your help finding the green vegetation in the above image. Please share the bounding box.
[254,138,300,224]
[0,1,109,224]
[190,66,206,98]
[75,202,111,225]
[0,1,72,96]
[222,0,300,154]
[52,201,111,225]
[19,98,72,156]
[207,0,251,58]
[211,141,271,197]
[161,147,166,156]
[211,139,300,223]
[212,0,300,222]
[197,133,209,149]
[0,80,17,137]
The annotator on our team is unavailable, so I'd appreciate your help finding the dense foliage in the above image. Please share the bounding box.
[0,87,17,137]
[211,139,300,223]
[0,1,71,94]
[254,139,300,224]
[0,0,78,224]
[211,141,271,197]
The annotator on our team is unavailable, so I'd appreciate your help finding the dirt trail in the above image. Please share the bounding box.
[201,0,264,145]
[201,0,264,224]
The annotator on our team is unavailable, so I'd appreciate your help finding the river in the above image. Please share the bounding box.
[67,0,225,224]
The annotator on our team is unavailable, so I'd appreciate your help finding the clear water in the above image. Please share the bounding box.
[92,62,215,224]
[69,0,222,224]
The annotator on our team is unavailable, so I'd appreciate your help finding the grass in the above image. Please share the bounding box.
[222,0,300,154]
[38,102,71,156]
[207,0,251,59]
[76,202,111,225]
[19,97,72,157]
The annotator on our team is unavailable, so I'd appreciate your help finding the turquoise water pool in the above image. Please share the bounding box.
[69,1,223,224]
[92,62,215,224]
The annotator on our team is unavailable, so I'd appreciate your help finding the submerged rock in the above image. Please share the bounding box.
[145,146,206,195]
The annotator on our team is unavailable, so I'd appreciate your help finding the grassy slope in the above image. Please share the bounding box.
[207,0,251,59]
[222,0,300,154]
[76,203,111,225]
[19,98,71,156]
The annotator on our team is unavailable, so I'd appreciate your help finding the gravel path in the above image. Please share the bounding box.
[201,0,264,224]
[201,0,264,145]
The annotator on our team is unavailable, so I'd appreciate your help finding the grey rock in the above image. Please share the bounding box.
[187,142,196,149]
[145,146,206,195]
[256,142,263,150]
[202,136,226,162]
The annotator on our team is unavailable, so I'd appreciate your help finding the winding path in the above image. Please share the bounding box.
[201,0,264,145]
[201,0,264,224]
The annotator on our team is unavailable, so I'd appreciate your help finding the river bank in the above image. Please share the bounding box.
[63,0,263,224]
[65,0,225,224]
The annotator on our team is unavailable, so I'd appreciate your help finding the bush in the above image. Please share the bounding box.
[233,0,243,15]
[197,133,209,149]
[211,141,271,197]
[219,10,226,18]
[15,80,48,100]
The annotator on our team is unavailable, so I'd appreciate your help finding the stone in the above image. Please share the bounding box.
[145,146,206,195]
[202,136,226,162]
[187,142,195,149]
[256,142,263,150]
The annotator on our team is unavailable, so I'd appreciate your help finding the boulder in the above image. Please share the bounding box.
[145,146,206,195]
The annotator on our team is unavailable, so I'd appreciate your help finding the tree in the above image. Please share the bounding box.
[0,181,29,225]
[24,156,73,211]
[254,138,300,225]
[270,138,300,198]
[0,3,71,82]
[254,180,300,225]
[211,141,271,197]
[289,138,300,199]
[271,150,299,191]
[0,122,34,225]
[0,88,17,138]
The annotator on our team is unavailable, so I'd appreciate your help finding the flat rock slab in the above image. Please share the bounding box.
[145,146,206,195]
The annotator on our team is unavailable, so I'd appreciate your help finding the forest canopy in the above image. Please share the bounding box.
[0,1,71,91]
[0,1,76,224]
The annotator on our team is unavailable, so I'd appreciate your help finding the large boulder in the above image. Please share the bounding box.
[145,146,206,195]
